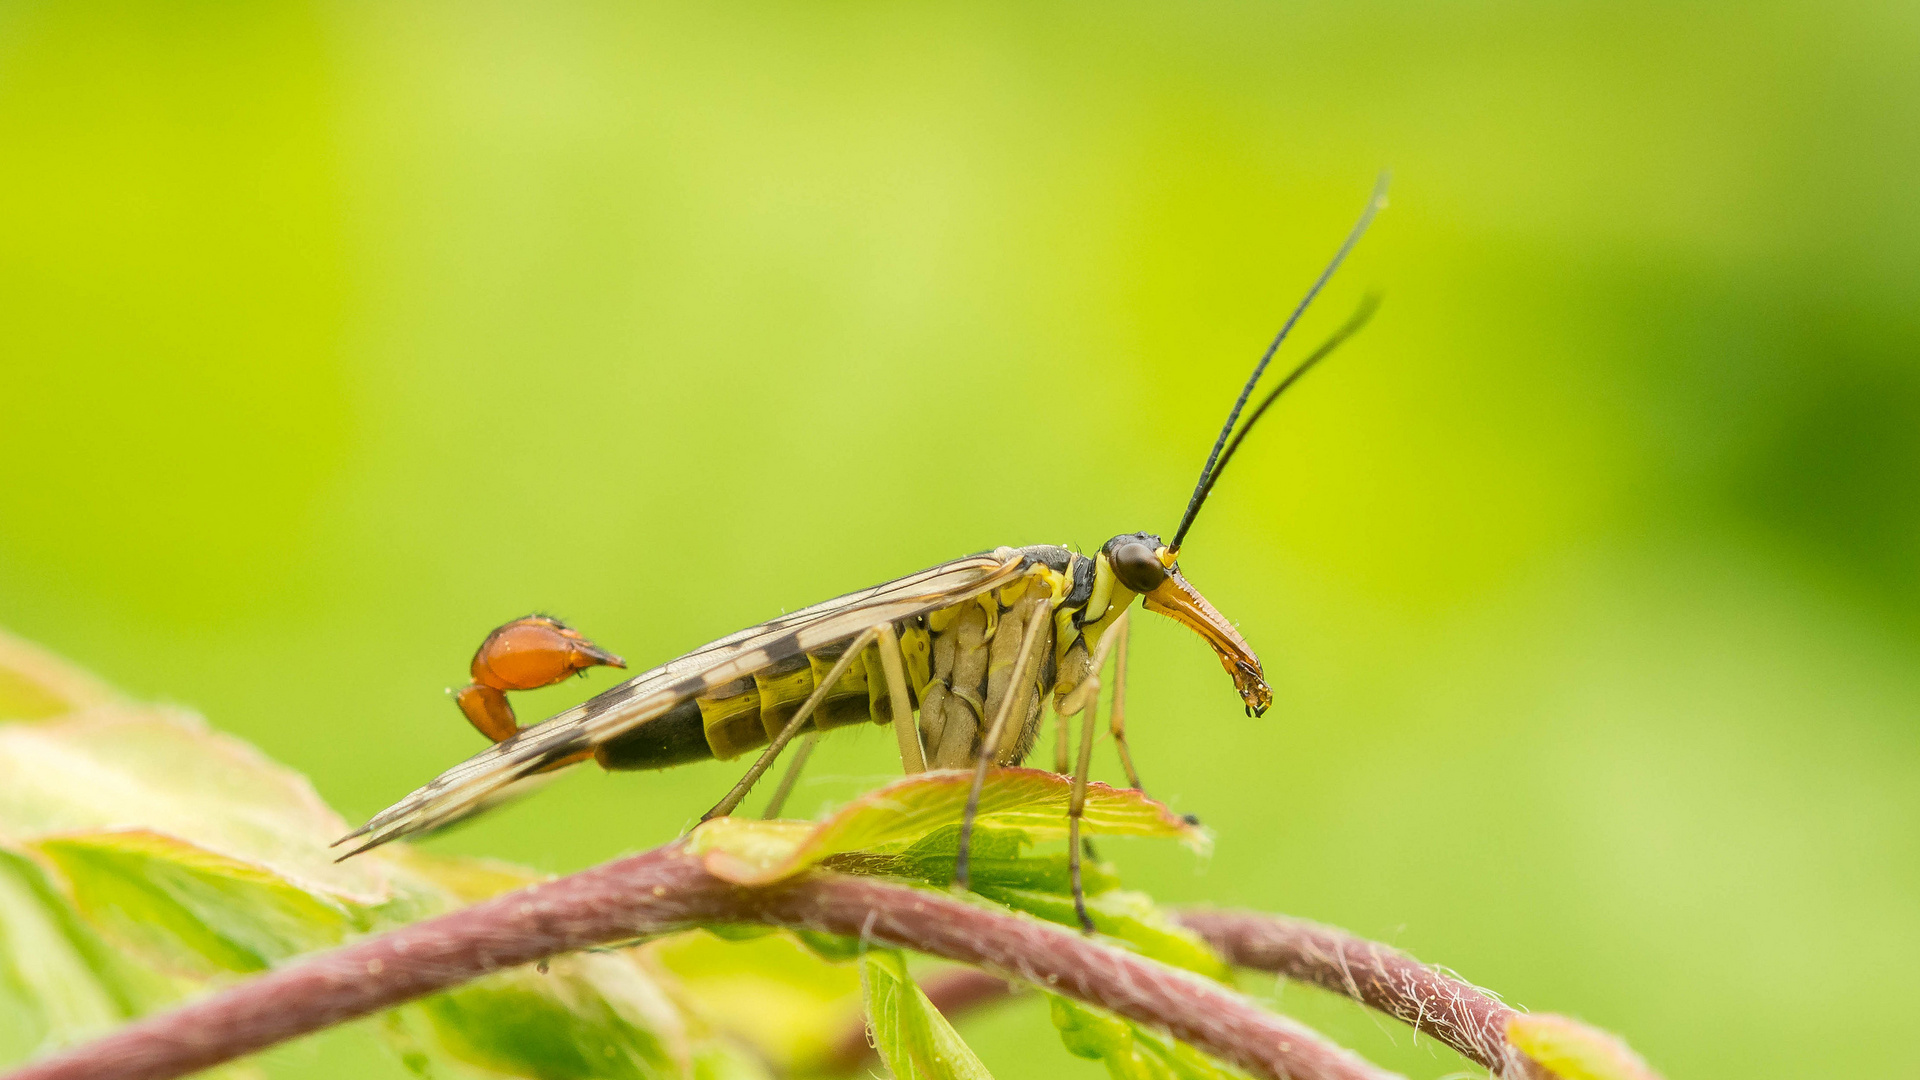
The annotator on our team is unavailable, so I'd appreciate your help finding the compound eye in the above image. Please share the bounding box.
[1110,542,1168,594]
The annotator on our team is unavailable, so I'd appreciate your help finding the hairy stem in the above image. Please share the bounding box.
[820,912,1561,1080]
[2,843,1395,1080]
[1177,909,1552,1080]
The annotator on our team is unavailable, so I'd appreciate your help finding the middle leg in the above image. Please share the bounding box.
[953,596,1051,890]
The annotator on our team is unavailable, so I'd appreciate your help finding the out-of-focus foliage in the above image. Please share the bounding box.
[0,632,728,1080]
[1,3,1914,1078]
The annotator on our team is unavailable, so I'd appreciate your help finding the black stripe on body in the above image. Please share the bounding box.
[593,698,709,771]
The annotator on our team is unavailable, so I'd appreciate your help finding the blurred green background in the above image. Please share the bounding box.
[2,2,1916,1077]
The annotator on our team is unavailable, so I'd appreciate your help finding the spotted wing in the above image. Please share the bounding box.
[335,550,1027,857]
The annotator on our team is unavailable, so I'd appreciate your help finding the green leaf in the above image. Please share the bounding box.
[1050,995,1150,1080]
[0,847,133,1062]
[861,950,993,1080]
[884,824,1124,894]
[0,708,388,906]
[0,843,280,1077]
[792,929,867,964]
[1047,996,1251,1080]
[689,769,1208,885]
[375,846,547,906]
[28,829,357,976]
[1507,1013,1661,1080]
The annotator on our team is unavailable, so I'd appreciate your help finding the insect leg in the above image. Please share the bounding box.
[1053,609,1129,931]
[1068,664,1101,934]
[759,732,818,819]
[954,602,1050,890]
[926,604,991,769]
[1107,614,1146,794]
[702,624,882,821]
[877,623,926,774]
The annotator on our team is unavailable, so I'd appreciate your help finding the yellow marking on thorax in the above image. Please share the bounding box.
[1083,553,1116,626]
[1050,555,1136,704]
[898,622,932,698]
[1081,585,1138,650]
[977,594,1000,642]
[1055,552,1111,672]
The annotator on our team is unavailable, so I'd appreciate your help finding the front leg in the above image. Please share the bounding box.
[1107,614,1147,794]
[1064,608,1130,934]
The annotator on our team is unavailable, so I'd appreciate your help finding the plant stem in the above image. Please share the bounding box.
[1,843,1396,1080]
[820,912,1563,1080]
[1176,909,1553,1080]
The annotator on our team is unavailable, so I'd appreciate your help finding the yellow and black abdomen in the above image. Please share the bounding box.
[592,623,934,770]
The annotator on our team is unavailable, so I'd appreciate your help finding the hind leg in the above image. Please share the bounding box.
[702,624,882,821]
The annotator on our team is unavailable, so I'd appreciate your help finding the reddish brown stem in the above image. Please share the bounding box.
[2,844,1395,1080]
[823,913,1559,1080]
[1177,909,1552,1080]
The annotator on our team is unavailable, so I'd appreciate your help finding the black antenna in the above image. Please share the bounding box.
[1168,172,1389,553]
[1183,292,1380,529]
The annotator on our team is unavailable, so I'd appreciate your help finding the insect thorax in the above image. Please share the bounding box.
[663,545,1125,771]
